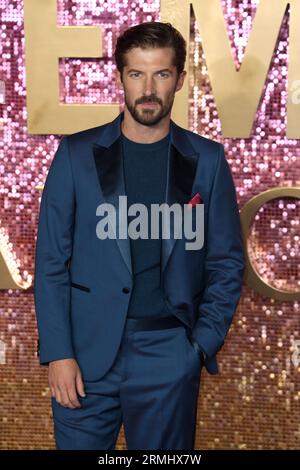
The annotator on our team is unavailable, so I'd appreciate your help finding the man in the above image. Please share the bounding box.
[34,21,245,450]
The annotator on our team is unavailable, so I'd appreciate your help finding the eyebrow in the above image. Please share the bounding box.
[126,68,173,75]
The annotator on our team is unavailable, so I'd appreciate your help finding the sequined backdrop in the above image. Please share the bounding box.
[0,0,299,449]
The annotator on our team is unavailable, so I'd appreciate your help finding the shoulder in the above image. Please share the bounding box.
[173,121,223,155]
[63,120,111,146]
[188,129,221,152]
[172,123,223,175]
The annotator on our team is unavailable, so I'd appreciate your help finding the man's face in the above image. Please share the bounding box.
[117,47,186,126]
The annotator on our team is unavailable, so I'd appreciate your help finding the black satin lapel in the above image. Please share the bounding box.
[161,144,198,275]
[93,138,132,277]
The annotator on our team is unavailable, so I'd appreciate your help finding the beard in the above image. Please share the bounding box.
[124,91,176,126]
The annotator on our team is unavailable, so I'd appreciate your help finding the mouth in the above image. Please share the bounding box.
[139,102,159,108]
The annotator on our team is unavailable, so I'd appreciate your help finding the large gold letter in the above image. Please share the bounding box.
[24,0,119,134]
[0,228,31,289]
[161,0,300,138]
[240,187,300,301]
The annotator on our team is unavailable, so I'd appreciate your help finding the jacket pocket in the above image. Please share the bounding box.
[70,282,90,293]
[185,332,203,365]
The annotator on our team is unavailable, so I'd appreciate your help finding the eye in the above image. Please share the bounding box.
[158,71,170,78]
[129,72,141,78]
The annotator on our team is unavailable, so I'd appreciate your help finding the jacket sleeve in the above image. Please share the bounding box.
[191,143,245,359]
[34,136,76,365]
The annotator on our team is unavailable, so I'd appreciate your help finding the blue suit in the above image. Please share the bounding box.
[34,111,245,449]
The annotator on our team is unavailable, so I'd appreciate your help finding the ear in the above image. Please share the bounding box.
[116,69,123,87]
[175,70,187,92]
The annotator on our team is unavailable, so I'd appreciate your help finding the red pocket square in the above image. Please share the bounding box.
[187,192,204,207]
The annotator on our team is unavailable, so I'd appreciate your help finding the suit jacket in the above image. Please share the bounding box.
[34,111,245,380]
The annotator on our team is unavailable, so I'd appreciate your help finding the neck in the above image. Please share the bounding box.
[121,107,171,144]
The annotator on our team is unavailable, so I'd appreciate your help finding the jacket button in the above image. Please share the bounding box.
[122,287,130,294]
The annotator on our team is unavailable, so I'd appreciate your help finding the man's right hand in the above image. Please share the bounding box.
[49,358,86,409]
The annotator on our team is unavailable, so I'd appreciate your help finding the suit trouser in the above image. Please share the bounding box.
[51,316,203,450]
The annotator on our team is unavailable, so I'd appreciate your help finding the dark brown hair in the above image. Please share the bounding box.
[114,22,186,78]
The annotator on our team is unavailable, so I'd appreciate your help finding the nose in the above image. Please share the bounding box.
[144,76,156,96]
